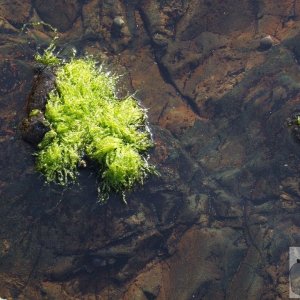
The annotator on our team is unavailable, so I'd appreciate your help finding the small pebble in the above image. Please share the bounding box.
[113,17,125,28]
[259,35,273,51]
[152,33,168,47]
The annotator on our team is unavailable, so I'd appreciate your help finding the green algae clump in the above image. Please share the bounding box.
[35,57,155,202]
[34,42,60,66]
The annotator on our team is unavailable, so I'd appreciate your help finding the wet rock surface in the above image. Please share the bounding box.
[34,0,81,32]
[1,0,300,299]
[0,0,32,28]
[20,66,55,145]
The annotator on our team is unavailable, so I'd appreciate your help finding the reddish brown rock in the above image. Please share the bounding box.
[0,0,31,27]
[34,0,80,32]
[2,0,300,299]
[82,0,132,51]
[123,226,246,300]
[259,0,294,17]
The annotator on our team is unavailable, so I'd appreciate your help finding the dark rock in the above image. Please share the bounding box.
[111,16,128,39]
[91,258,105,268]
[0,0,31,28]
[26,66,56,114]
[0,60,22,95]
[20,66,55,145]
[20,113,50,145]
[258,35,274,51]
[152,33,169,47]
[113,16,125,28]
[267,231,291,264]
[178,0,253,40]
[284,33,300,61]
[34,0,80,32]
[138,0,166,36]
[195,31,228,55]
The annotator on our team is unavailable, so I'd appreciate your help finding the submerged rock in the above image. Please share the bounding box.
[258,35,274,51]
[2,0,300,299]
[113,16,125,28]
[26,66,56,114]
[20,112,50,145]
[0,0,31,28]
[34,0,81,32]
[20,66,55,145]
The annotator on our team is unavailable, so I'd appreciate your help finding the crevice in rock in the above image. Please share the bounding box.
[124,0,139,40]
[153,54,202,117]
[157,101,169,123]
[22,230,43,295]
[135,3,202,118]
[250,0,260,34]
[242,197,263,259]
[293,0,297,18]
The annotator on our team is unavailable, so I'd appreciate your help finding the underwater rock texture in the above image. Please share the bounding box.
[1,0,300,299]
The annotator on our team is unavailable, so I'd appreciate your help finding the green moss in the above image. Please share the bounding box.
[34,38,61,66]
[34,55,155,202]
[29,109,42,117]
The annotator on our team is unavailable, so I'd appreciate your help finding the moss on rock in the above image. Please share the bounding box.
[33,52,155,202]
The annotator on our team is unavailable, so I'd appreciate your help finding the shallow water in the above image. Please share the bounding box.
[1,1,300,299]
